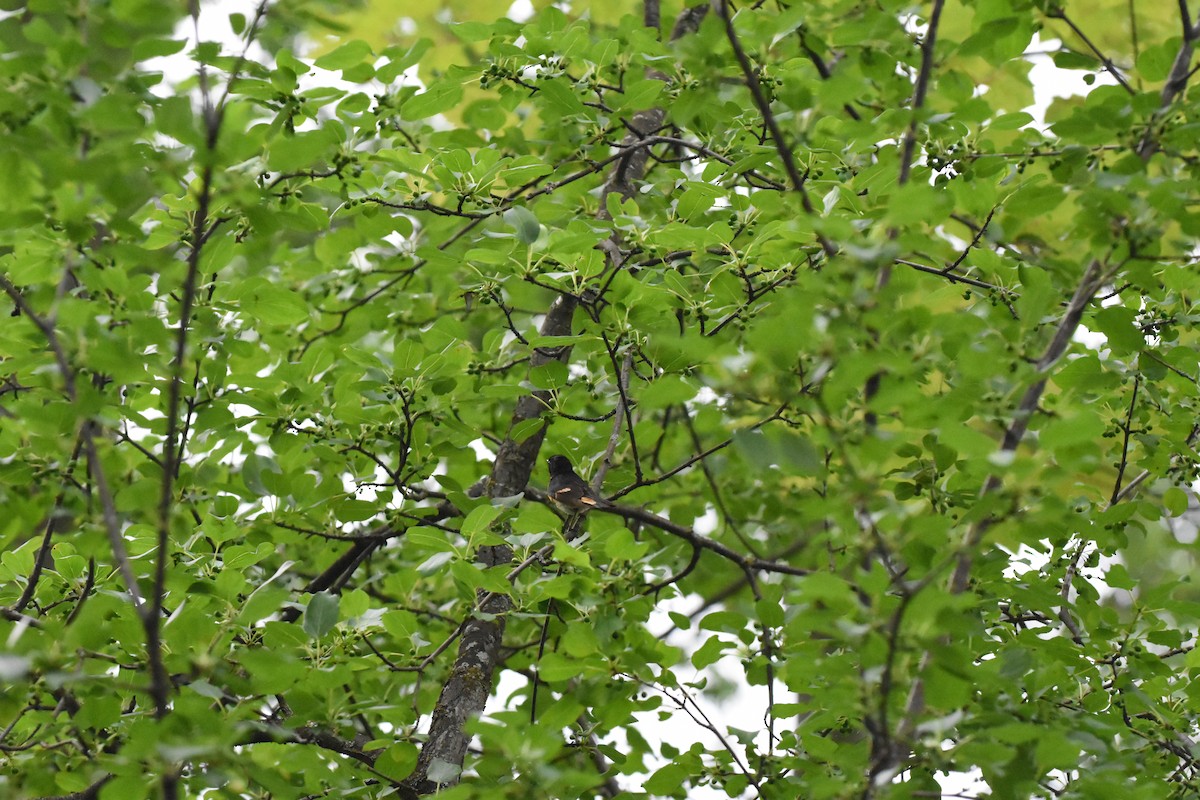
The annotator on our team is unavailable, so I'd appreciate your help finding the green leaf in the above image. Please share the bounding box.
[462,504,502,539]
[691,635,730,669]
[1035,730,1080,770]
[404,80,465,119]
[341,588,371,619]
[1136,42,1178,83]
[1054,354,1117,392]
[561,622,599,656]
[1039,408,1104,451]
[639,375,698,408]
[602,528,649,561]
[100,775,149,800]
[505,206,541,244]
[534,78,585,115]
[1015,263,1055,324]
[303,592,340,638]
[238,280,312,325]
[990,111,1034,130]
[378,39,433,82]
[617,78,665,111]
[394,337,425,373]
[645,763,690,795]
[699,611,746,633]
[509,417,547,443]
[1163,487,1190,517]
[375,743,419,781]
[426,759,461,784]
[1091,306,1144,354]
[314,39,373,71]
[417,552,454,575]
[266,129,337,172]
[755,595,785,628]
[1105,562,1136,590]
[132,38,187,60]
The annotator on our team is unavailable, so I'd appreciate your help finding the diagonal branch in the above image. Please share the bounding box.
[872,0,947,302]
[0,275,144,611]
[147,1,270,730]
[865,0,947,426]
[716,0,835,257]
[1110,376,1141,504]
[595,343,633,489]
[951,259,1105,588]
[1137,4,1200,158]
[869,260,1106,788]
[8,439,85,615]
[1046,9,1135,95]
[401,6,711,796]
[898,0,947,187]
[149,157,211,722]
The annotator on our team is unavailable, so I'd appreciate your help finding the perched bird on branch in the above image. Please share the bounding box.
[547,455,611,514]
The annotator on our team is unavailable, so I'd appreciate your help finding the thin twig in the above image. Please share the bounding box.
[0,276,145,611]
[1137,4,1200,158]
[1110,377,1140,504]
[715,0,835,257]
[952,259,1106,589]
[884,259,1107,780]
[1046,10,1135,94]
[898,0,947,187]
[1057,539,1088,645]
[943,206,998,274]
[639,680,766,799]
[596,346,633,488]
[9,439,84,614]
[641,543,702,596]
[613,403,789,498]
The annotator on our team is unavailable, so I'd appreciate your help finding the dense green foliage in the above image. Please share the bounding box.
[4,0,1200,798]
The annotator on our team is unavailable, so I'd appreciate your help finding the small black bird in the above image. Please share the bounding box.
[547,455,611,513]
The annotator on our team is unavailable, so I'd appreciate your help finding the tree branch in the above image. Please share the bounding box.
[1137,4,1200,158]
[402,7,712,795]
[1046,9,1135,95]
[0,276,145,611]
[898,0,947,187]
[873,259,1106,785]
[715,0,835,257]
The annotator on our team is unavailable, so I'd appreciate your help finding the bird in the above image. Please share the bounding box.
[547,455,611,514]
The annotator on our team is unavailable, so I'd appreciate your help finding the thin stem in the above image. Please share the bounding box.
[898,0,948,186]
[716,1,835,257]
[1047,10,1135,94]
